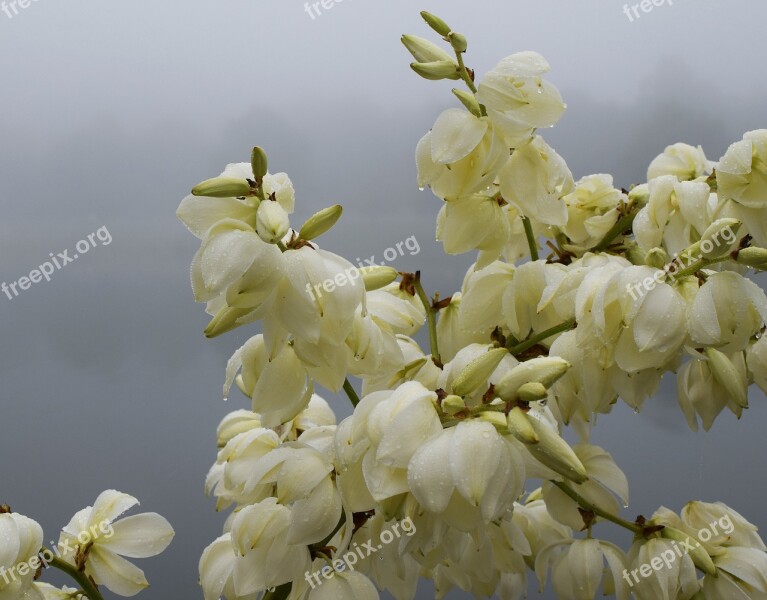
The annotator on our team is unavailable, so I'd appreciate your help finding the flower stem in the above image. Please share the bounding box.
[668,255,730,280]
[592,207,640,252]
[455,50,478,95]
[521,216,539,261]
[552,481,642,534]
[507,318,576,356]
[413,274,441,365]
[48,557,105,600]
[343,378,360,407]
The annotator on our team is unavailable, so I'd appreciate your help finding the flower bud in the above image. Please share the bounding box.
[251,146,268,181]
[410,61,461,81]
[205,305,252,338]
[517,382,548,402]
[192,177,252,198]
[661,526,718,576]
[495,357,571,401]
[359,265,399,291]
[448,32,467,53]
[478,410,507,431]
[298,204,343,240]
[645,247,669,269]
[420,10,451,36]
[451,347,509,396]
[256,200,290,244]
[699,218,741,259]
[735,247,767,268]
[401,34,454,63]
[506,407,539,444]
[452,88,482,117]
[525,416,588,484]
[705,348,748,408]
[442,394,466,415]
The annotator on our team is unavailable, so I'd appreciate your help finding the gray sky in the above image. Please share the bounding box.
[1,0,766,598]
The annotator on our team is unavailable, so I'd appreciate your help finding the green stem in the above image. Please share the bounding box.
[507,318,576,356]
[343,378,360,407]
[521,216,539,261]
[455,50,478,95]
[552,481,642,535]
[668,255,730,280]
[592,208,640,252]
[413,275,441,365]
[48,557,105,600]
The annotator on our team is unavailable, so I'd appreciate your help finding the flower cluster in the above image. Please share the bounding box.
[182,10,767,600]
[0,491,173,599]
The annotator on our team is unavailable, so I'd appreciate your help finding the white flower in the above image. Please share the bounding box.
[535,538,629,600]
[688,271,767,353]
[625,538,699,600]
[0,512,44,600]
[58,490,174,597]
[270,246,365,347]
[476,51,566,148]
[230,499,311,596]
[255,199,291,243]
[561,174,624,251]
[435,293,489,362]
[365,283,426,336]
[199,534,241,600]
[190,218,282,303]
[716,129,767,208]
[407,420,525,525]
[33,584,85,600]
[677,352,748,431]
[647,143,712,181]
[499,136,574,227]
[416,109,507,200]
[435,192,511,258]
[307,571,379,600]
[747,335,767,395]
[458,261,515,335]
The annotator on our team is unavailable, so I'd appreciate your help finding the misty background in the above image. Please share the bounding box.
[1,0,765,598]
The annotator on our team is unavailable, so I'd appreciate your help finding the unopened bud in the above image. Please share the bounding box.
[192,177,252,198]
[442,394,466,416]
[251,146,268,181]
[645,247,669,269]
[495,357,570,402]
[452,88,482,117]
[517,382,548,403]
[661,526,718,576]
[451,347,509,396]
[478,410,507,431]
[256,200,290,244]
[401,34,454,63]
[360,266,399,291]
[205,305,251,338]
[705,348,748,409]
[699,218,741,259]
[299,204,343,240]
[525,416,588,484]
[410,60,461,81]
[506,407,539,444]
[420,11,451,36]
[448,32,467,53]
[735,246,767,268]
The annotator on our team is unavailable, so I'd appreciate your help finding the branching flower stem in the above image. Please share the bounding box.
[507,319,576,356]
[552,481,642,535]
[343,377,361,407]
[48,556,105,600]
[521,216,539,261]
